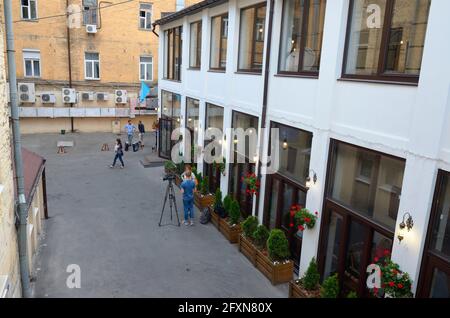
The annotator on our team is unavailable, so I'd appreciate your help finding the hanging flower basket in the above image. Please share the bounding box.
[289,205,318,231]
[242,173,260,196]
[370,251,413,298]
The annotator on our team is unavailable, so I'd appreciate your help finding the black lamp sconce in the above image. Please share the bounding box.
[305,170,318,189]
[397,212,414,243]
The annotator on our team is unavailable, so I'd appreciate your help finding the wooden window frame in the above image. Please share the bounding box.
[209,13,229,72]
[189,21,202,69]
[277,0,326,77]
[341,0,430,84]
[237,2,267,74]
[164,26,183,81]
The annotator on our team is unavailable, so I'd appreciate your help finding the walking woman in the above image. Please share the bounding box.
[110,139,124,169]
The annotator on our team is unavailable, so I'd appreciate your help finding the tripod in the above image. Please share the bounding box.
[158,177,181,227]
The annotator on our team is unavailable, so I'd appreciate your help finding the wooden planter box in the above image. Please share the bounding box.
[238,234,257,266]
[219,218,241,244]
[210,208,220,229]
[194,192,215,210]
[288,280,321,298]
[255,249,294,285]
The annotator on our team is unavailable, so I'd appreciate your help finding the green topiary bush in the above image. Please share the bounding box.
[267,229,290,262]
[229,200,241,225]
[302,258,320,291]
[241,216,258,239]
[346,291,358,298]
[164,161,177,173]
[223,195,232,213]
[253,224,269,249]
[213,188,223,211]
[320,273,339,298]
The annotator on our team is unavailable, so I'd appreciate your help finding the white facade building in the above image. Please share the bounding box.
[154,0,450,297]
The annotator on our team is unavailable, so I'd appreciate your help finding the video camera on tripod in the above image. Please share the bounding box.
[162,173,176,182]
[159,173,180,227]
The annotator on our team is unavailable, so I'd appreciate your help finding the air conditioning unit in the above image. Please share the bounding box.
[41,93,56,104]
[115,90,128,104]
[96,92,109,101]
[0,275,11,298]
[62,88,77,103]
[17,83,36,103]
[81,92,95,101]
[86,24,97,34]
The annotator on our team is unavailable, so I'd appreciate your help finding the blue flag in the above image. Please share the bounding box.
[139,82,151,103]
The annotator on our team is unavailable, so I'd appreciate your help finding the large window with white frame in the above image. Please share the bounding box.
[238,3,267,73]
[21,0,38,20]
[23,50,41,78]
[139,3,152,30]
[85,52,100,80]
[210,14,228,70]
[343,0,431,83]
[139,56,153,81]
[278,0,327,75]
[83,0,98,25]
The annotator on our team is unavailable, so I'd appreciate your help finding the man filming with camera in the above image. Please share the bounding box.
[180,165,196,226]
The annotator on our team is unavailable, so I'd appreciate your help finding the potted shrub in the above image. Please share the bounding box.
[238,216,258,265]
[222,195,232,218]
[320,273,339,298]
[219,199,242,244]
[254,224,269,249]
[194,176,215,209]
[289,258,321,298]
[347,291,358,298]
[211,188,224,229]
[255,229,294,285]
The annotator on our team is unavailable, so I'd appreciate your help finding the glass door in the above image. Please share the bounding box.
[159,117,173,159]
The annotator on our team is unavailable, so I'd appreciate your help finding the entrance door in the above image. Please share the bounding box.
[264,174,307,271]
[159,117,173,159]
[319,202,393,297]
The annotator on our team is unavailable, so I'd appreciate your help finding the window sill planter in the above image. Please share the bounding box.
[238,234,257,266]
[255,249,294,285]
[219,218,242,244]
[194,192,215,210]
[288,280,320,298]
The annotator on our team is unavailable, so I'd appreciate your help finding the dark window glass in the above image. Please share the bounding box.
[210,14,228,70]
[164,26,183,80]
[189,21,202,68]
[430,174,450,258]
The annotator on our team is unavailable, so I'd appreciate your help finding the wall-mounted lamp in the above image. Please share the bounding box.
[305,170,317,189]
[397,212,414,243]
[233,135,238,144]
[282,137,288,150]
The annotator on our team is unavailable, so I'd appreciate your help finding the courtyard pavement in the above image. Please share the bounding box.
[22,132,288,298]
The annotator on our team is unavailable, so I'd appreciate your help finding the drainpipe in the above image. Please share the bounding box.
[255,0,275,217]
[3,0,32,298]
[66,0,74,132]
[152,24,159,38]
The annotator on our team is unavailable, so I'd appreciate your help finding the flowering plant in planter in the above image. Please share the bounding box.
[289,205,318,231]
[370,250,413,298]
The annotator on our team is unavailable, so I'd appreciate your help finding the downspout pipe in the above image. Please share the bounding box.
[255,0,274,217]
[3,0,32,298]
[66,0,74,133]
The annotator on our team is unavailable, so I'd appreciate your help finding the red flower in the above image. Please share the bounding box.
[304,217,311,223]
[388,281,395,287]
[298,225,305,231]
[384,249,391,256]
[374,257,379,263]
[373,287,379,294]
[397,283,404,289]
[289,223,294,228]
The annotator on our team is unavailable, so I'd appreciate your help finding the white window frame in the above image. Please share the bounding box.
[139,3,152,30]
[21,0,38,20]
[84,52,100,80]
[23,49,41,78]
[139,56,153,81]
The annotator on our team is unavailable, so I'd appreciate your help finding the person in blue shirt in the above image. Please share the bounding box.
[180,165,196,226]
[124,120,136,145]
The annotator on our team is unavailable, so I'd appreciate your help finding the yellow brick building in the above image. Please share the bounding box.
[1,0,200,134]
